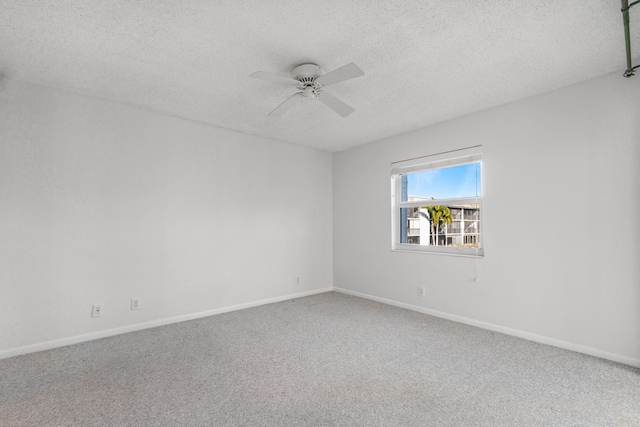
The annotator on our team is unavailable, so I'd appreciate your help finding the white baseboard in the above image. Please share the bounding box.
[0,287,333,360]
[334,287,640,368]
[6,286,638,369]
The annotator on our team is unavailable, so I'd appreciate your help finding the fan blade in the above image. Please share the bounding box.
[268,93,302,116]
[250,71,299,85]
[315,62,364,86]
[317,91,355,118]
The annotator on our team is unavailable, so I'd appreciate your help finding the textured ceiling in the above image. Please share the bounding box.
[1,1,638,152]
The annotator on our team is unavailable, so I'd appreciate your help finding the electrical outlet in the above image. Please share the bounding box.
[295,276,301,285]
[417,286,426,297]
[91,304,103,318]
[131,298,141,310]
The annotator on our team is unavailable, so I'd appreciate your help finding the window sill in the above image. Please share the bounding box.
[392,245,484,258]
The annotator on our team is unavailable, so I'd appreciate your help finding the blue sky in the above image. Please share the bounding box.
[407,162,481,200]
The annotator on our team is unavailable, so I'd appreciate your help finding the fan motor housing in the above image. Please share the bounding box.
[292,63,324,85]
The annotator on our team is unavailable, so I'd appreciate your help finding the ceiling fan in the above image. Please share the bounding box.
[250,62,364,118]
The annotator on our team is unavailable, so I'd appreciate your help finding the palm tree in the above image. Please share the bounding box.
[420,206,453,246]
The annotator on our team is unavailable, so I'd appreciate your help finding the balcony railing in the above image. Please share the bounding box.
[443,229,480,235]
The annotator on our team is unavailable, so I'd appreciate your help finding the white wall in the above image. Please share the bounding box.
[0,80,333,357]
[333,72,640,366]
[3,72,639,367]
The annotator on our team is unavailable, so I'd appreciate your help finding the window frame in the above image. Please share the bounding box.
[391,146,484,257]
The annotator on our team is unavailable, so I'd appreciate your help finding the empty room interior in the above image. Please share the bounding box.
[1,1,640,425]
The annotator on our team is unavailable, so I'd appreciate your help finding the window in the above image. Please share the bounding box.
[391,146,483,257]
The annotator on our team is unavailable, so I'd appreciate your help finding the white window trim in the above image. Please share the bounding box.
[391,146,484,258]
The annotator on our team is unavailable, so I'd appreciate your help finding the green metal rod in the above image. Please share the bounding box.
[622,0,640,77]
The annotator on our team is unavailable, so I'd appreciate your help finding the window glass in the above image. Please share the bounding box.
[406,162,481,200]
